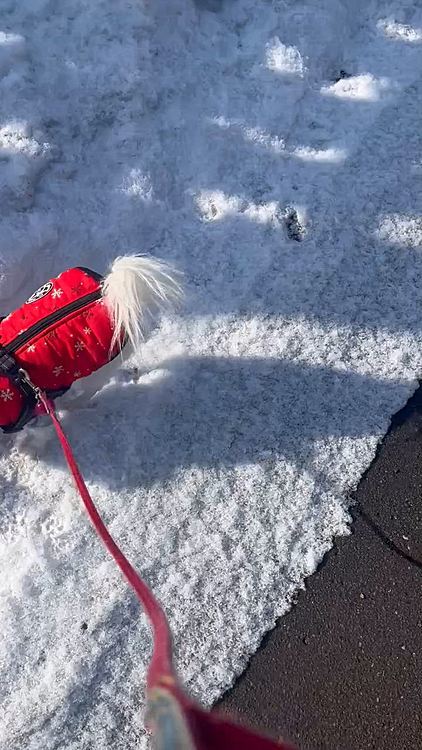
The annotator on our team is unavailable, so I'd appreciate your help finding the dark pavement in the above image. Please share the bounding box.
[219,385,422,749]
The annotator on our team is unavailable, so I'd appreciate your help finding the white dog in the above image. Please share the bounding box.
[59,255,183,410]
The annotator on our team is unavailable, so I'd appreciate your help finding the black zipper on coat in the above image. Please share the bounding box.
[7,289,102,353]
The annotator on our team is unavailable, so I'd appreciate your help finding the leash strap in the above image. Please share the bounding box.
[22,379,295,749]
[37,390,174,688]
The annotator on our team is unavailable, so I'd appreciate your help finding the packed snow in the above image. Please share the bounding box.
[1,0,422,748]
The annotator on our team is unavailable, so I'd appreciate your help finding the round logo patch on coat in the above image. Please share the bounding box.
[26,282,53,304]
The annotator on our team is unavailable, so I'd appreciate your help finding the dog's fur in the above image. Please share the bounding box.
[46,254,182,413]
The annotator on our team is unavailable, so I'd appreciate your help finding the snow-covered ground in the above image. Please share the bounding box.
[1,0,422,747]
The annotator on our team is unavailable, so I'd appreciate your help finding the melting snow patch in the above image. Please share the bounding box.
[195,189,281,226]
[195,189,243,222]
[321,73,392,102]
[378,19,422,43]
[265,37,306,77]
[292,145,347,164]
[0,121,47,158]
[377,214,422,248]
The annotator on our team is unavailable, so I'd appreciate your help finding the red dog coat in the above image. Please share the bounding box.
[0,267,122,432]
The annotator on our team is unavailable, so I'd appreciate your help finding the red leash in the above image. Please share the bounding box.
[34,386,295,749]
[38,391,173,689]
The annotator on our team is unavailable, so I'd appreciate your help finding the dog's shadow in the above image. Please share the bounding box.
[19,354,411,493]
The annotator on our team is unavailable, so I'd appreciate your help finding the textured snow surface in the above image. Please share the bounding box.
[1,1,422,747]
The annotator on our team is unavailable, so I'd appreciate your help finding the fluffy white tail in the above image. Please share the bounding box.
[102,254,183,351]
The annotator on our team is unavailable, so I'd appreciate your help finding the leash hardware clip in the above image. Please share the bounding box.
[18,368,42,401]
